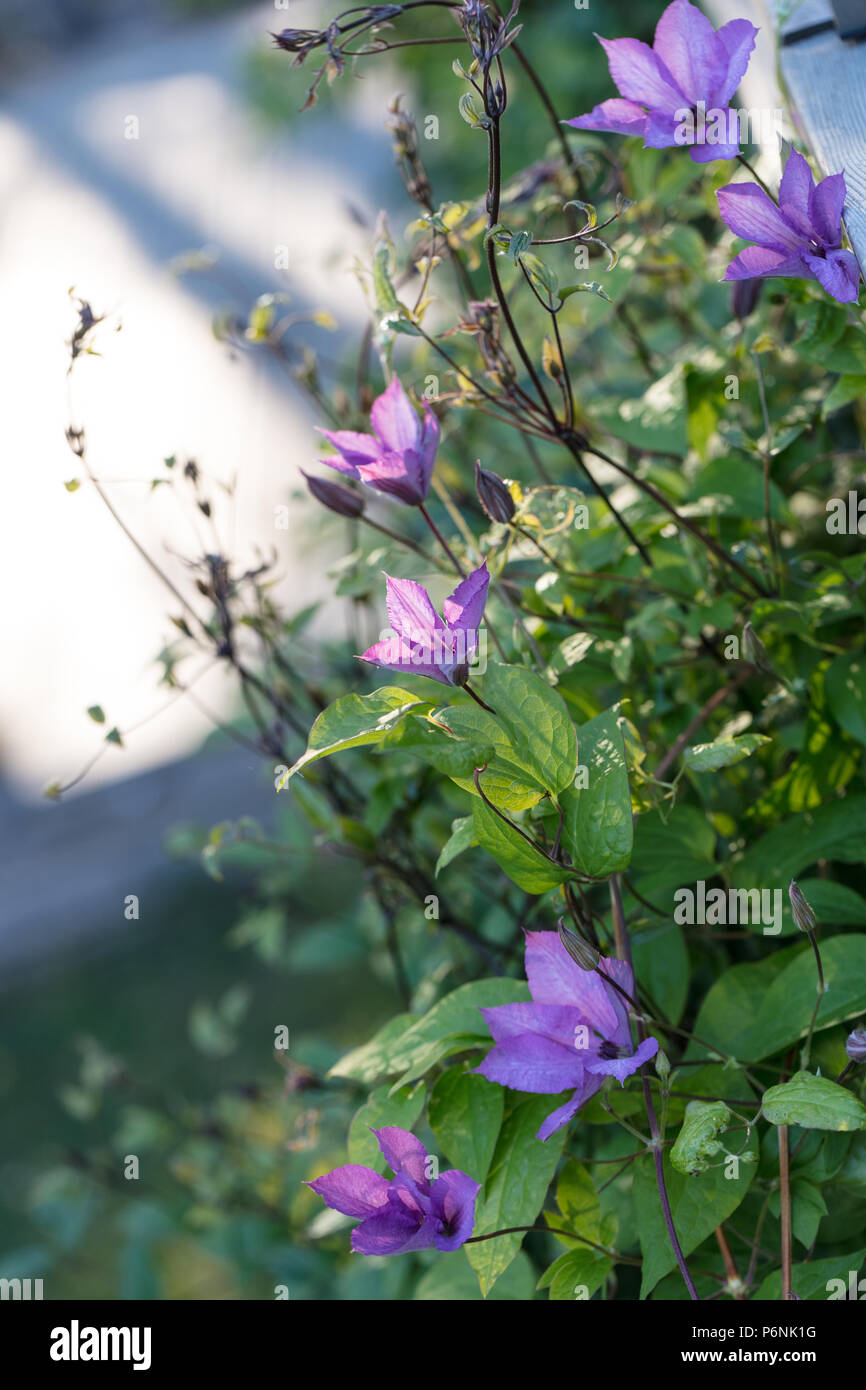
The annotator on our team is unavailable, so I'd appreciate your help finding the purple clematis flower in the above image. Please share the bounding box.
[306,1126,479,1255]
[474,932,659,1140]
[717,148,861,304]
[359,561,490,685]
[318,376,439,505]
[566,0,758,163]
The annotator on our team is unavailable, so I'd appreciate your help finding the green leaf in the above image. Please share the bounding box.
[732,795,866,893]
[473,798,571,894]
[477,663,577,799]
[825,652,866,745]
[347,1083,426,1170]
[670,1101,733,1175]
[683,733,770,772]
[688,935,866,1062]
[793,879,866,926]
[631,920,689,1024]
[86,705,106,724]
[633,1136,757,1297]
[389,1034,485,1092]
[561,708,633,877]
[330,980,530,1082]
[754,1248,866,1301]
[434,816,477,876]
[552,1160,602,1244]
[466,1094,566,1297]
[414,1250,535,1300]
[428,1067,504,1184]
[761,1071,866,1132]
[537,1247,612,1300]
[430,704,544,811]
[287,688,429,779]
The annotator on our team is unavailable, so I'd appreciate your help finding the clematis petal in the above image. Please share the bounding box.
[778,148,816,237]
[565,98,649,138]
[716,182,804,253]
[350,1205,424,1255]
[475,1033,586,1094]
[443,561,490,634]
[712,17,759,107]
[536,1080,603,1141]
[689,136,740,164]
[723,244,806,281]
[317,428,381,473]
[587,1034,660,1084]
[416,407,440,498]
[804,249,861,304]
[524,932,628,1041]
[644,107,684,150]
[597,35,687,113]
[370,377,422,453]
[306,1164,390,1218]
[653,0,727,108]
[809,171,847,247]
[357,452,424,505]
[384,573,445,643]
[374,1126,431,1189]
[357,638,449,684]
[429,1169,480,1251]
[480,1001,587,1050]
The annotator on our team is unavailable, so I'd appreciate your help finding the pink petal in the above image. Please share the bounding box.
[712,17,759,106]
[598,35,686,114]
[809,171,847,247]
[653,0,727,107]
[565,98,649,138]
[374,1127,431,1188]
[370,377,422,453]
[317,428,381,473]
[357,451,424,505]
[716,182,804,252]
[779,147,815,237]
[384,573,445,642]
[306,1164,390,1218]
[357,638,449,685]
[475,1034,586,1093]
[536,1083,602,1140]
[442,561,490,633]
[524,933,629,1041]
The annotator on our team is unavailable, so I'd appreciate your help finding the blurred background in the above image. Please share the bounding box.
[1,0,778,1298]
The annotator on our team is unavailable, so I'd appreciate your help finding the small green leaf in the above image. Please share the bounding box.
[683,733,770,772]
[670,1101,733,1175]
[537,1247,611,1300]
[287,688,429,780]
[435,816,477,876]
[86,705,106,724]
[761,1071,866,1132]
[473,798,571,894]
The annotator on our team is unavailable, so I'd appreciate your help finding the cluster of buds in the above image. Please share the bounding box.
[457,1,521,112]
[455,298,518,396]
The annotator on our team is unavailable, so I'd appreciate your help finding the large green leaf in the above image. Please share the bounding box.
[473,798,572,894]
[287,688,429,779]
[688,935,866,1062]
[330,980,530,1082]
[466,1094,566,1297]
[825,652,866,746]
[632,919,689,1024]
[633,1139,757,1298]
[432,704,545,811]
[761,1072,866,1132]
[415,1250,535,1300]
[476,663,577,798]
[754,1249,866,1301]
[537,1247,612,1300]
[732,795,866,893]
[428,1067,504,1185]
[561,708,633,877]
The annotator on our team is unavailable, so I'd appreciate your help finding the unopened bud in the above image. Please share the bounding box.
[451,661,470,688]
[558,919,600,972]
[655,1050,671,1083]
[788,879,817,934]
[475,460,515,524]
[731,278,763,322]
[742,621,768,670]
[845,1028,866,1064]
[302,470,364,519]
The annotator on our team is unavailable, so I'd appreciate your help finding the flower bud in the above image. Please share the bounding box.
[845,1028,866,1064]
[788,879,817,934]
[742,620,768,670]
[655,1050,671,1083]
[558,919,600,972]
[731,278,763,322]
[302,470,364,519]
[451,661,470,688]
[475,460,515,524]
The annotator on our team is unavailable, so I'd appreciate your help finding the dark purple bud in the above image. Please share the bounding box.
[846,1028,866,1064]
[788,879,817,935]
[451,661,470,688]
[302,470,364,519]
[731,278,763,321]
[475,460,515,524]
